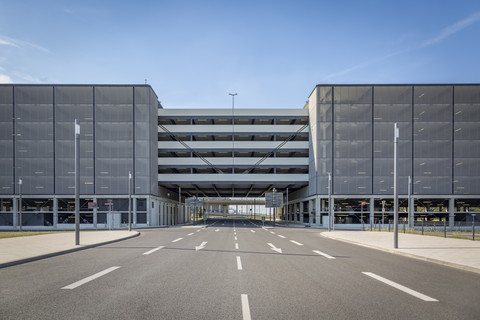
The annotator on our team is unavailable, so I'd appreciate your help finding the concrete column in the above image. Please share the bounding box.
[147,198,151,226]
[159,202,163,226]
[409,196,415,228]
[179,204,184,224]
[13,196,18,228]
[293,203,298,222]
[369,197,375,228]
[93,197,98,229]
[223,205,228,217]
[167,202,172,226]
[133,198,137,226]
[316,196,321,226]
[53,197,58,229]
[308,200,313,225]
[449,198,455,228]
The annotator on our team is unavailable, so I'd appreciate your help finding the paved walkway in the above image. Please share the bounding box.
[0,230,139,268]
[322,231,480,274]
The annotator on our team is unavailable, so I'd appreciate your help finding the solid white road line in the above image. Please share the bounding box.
[269,231,275,234]
[187,233,194,236]
[237,256,243,270]
[362,272,438,302]
[250,230,255,233]
[241,294,252,320]
[172,238,183,242]
[313,250,335,259]
[61,267,120,290]
[290,240,304,246]
[143,246,165,255]
[277,235,286,239]
[235,243,239,250]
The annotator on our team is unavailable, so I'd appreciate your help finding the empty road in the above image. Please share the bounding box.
[1,218,479,319]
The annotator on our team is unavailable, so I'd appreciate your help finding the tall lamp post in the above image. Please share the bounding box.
[75,119,80,246]
[229,93,237,179]
[393,123,399,248]
[328,172,331,232]
[128,171,132,232]
[18,178,22,232]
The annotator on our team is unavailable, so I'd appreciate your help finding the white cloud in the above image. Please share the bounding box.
[324,49,411,81]
[0,34,50,53]
[0,38,19,47]
[0,74,13,83]
[423,12,480,46]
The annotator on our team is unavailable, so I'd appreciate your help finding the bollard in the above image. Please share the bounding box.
[403,220,405,234]
[444,219,446,238]
[389,220,391,232]
[422,219,424,235]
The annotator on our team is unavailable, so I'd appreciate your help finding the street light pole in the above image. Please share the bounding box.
[408,175,412,228]
[75,119,80,246]
[229,93,237,177]
[382,200,385,227]
[18,178,22,232]
[393,123,399,249]
[128,171,132,232]
[286,188,289,225]
[328,172,331,232]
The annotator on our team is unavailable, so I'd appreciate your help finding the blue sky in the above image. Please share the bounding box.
[0,0,479,108]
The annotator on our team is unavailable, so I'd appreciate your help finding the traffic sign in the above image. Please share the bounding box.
[265,192,283,208]
[185,197,203,208]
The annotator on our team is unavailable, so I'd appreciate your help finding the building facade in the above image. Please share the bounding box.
[0,84,479,230]
[302,85,480,228]
[0,85,183,230]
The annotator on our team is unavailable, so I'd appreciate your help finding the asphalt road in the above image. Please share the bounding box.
[1,218,479,319]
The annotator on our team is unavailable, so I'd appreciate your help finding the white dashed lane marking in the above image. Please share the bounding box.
[313,250,335,259]
[143,246,165,255]
[61,267,120,290]
[289,240,304,246]
[241,294,251,320]
[172,238,183,243]
[237,256,243,270]
[362,272,438,302]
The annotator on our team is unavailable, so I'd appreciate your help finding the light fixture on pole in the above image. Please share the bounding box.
[75,119,80,246]
[393,123,399,248]
[18,177,22,232]
[128,171,132,232]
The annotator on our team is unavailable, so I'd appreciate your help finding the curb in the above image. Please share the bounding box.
[321,232,480,275]
[0,231,140,269]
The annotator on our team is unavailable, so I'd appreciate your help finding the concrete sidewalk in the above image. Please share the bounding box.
[0,230,139,268]
[322,231,480,274]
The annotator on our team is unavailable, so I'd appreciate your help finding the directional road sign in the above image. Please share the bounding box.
[265,192,283,208]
